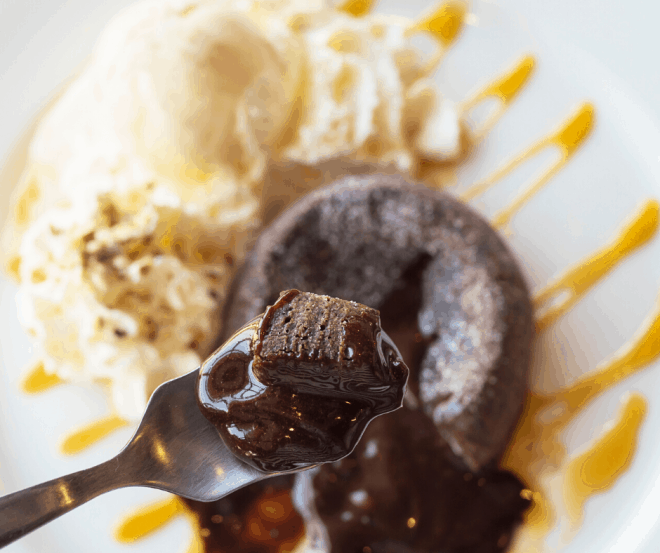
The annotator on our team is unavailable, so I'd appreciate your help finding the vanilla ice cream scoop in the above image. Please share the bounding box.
[31,0,305,199]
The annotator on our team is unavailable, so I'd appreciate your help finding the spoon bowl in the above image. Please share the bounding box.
[122,368,269,500]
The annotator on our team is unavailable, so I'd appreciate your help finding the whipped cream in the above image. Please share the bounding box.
[7,0,462,419]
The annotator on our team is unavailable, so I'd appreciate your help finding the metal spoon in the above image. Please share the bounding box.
[0,367,271,548]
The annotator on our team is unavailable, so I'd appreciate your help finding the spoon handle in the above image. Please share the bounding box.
[0,456,127,548]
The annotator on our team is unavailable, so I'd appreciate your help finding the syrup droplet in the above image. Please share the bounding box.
[564,393,646,521]
[408,1,467,47]
[115,497,183,542]
[21,361,61,394]
[485,55,535,105]
[337,0,375,17]
[60,414,129,455]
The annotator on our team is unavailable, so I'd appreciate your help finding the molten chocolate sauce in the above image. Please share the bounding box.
[197,290,409,472]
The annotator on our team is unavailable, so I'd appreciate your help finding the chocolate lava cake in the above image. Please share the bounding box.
[185,173,534,553]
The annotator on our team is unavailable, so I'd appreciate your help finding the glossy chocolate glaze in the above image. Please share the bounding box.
[197,290,409,472]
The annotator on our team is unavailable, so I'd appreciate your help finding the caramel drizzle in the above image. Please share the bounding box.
[460,55,535,139]
[407,1,467,47]
[564,393,646,521]
[502,292,660,533]
[542,293,660,424]
[21,361,62,394]
[534,200,660,332]
[115,496,206,552]
[115,497,183,542]
[460,103,595,230]
[60,415,129,455]
[404,1,467,74]
[337,0,375,17]
[414,53,536,190]
[22,364,133,456]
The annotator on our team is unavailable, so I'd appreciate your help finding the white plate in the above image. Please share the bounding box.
[2,1,660,552]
